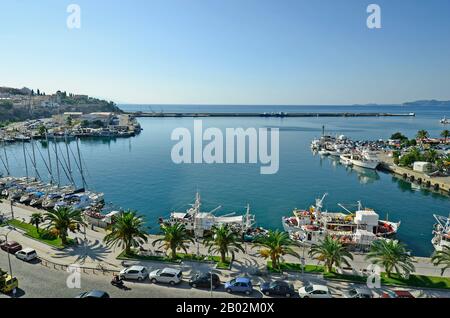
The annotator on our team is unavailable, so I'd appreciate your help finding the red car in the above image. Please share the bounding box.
[0,241,23,254]
[381,290,415,298]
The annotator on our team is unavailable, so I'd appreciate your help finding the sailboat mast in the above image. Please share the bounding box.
[31,137,39,178]
[22,140,29,180]
[45,132,53,184]
[76,138,87,189]
[1,141,10,176]
[54,136,61,186]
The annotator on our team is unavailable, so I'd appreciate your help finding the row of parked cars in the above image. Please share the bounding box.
[116,265,415,298]
[0,240,38,262]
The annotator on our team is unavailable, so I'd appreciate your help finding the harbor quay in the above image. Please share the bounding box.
[1,199,449,299]
[126,111,416,118]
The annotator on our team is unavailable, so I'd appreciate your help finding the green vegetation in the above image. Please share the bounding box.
[8,219,72,248]
[431,246,450,276]
[309,235,353,273]
[30,213,44,233]
[267,261,324,273]
[324,271,450,290]
[104,210,148,255]
[254,230,299,271]
[44,207,85,246]
[204,224,244,264]
[366,239,415,278]
[117,250,231,268]
[152,223,194,260]
[391,132,408,141]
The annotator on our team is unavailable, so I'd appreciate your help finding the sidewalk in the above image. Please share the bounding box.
[1,200,449,281]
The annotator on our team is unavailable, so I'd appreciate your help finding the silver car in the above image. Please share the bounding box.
[15,248,37,262]
[149,267,182,285]
[119,265,148,281]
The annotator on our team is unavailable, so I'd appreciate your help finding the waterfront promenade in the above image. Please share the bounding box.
[1,200,448,282]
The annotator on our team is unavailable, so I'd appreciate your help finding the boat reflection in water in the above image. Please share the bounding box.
[349,165,380,184]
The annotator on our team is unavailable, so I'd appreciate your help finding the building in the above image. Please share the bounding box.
[413,161,433,173]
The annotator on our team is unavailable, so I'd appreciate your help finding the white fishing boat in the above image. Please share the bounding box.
[161,192,255,238]
[282,194,400,247]
[349,151,380,170]
[440,117,450,124]
[432,214,450,252]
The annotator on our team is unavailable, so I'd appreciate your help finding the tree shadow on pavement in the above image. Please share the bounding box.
[52,239,112,265]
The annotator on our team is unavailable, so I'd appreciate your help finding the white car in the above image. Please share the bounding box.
[15,248,37,262]
[298,283,332,298]
[119,265,148,281]
[149,267,182,285]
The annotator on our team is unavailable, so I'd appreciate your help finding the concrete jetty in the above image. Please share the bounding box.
[126,111,416,118]
[378,153,450,193]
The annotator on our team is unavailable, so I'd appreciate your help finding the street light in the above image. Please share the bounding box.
[0,230,13,277]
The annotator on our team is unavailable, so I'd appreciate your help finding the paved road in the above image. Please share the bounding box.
[0,251,250,299]
[3,249,450,299]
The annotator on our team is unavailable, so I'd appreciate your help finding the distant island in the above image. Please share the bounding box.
[0,86,122,125]
[402,100,450,107]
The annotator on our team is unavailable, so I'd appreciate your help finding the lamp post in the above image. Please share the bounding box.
[0,230,13,277]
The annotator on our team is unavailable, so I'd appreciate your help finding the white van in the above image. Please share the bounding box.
[15,248,38,262]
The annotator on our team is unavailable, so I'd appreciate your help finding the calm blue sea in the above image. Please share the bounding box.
[3,104,450,256]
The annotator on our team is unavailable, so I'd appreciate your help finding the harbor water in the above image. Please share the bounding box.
[2,104,450,257]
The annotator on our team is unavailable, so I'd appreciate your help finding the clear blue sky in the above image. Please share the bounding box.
[1,0,449,105]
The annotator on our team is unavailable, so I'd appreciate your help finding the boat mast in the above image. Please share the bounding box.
[54,136,61,186]
[64,131,75,186]
[1,141,10,176]
[76,138,87,190]
[22,140,29,180]
[31,137,39,179]
[45,132,53,184]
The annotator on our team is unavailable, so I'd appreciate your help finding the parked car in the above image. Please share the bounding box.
[15,248,38,262]
[298,283,332,298]
[0,241,22,254]
[75,290,110,298]
[119,265,148,281]
[189,271,221,289]
[260,280,295,297]
[149,267,182,285]
[343,287,373,298]
[381,290,415,298]
[224,277,253,295]
[0,273,18,294]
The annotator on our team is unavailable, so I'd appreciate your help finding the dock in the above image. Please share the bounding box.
[378,153,450,193]
[126,111,416,118]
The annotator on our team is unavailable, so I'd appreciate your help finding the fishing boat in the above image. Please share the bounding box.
[348,151,380,170]
[161,193,256,238]
[432,214,450,251]
[440,117,450,124]
[282,194,400,248]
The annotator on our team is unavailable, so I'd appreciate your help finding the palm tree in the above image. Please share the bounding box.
[44,207,85,245]
[416,130,429,143]
[30,212,44,233]
[152,223,194,260]
[309,236,353,273]
[204,224,244,264]
[424,149,439,163]
[366,240,415,278]
[441,130,450,144]
[104,210,148,255]
[254,230,299,270]
[431,246,450,276]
